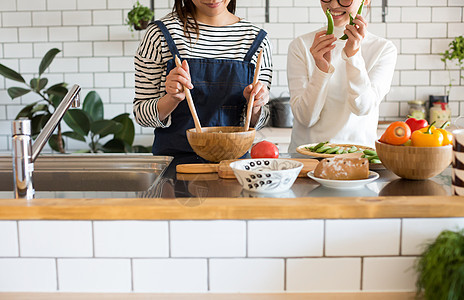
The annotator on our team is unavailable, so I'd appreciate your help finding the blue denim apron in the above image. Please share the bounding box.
[152,20,267,157]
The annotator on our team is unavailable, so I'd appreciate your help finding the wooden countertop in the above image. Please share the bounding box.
[1,195,464,220]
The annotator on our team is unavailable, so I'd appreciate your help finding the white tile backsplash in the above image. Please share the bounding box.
[32,12,62,26]
[79,26,108,41]
[416,54,445,70]
[401,39,431,54]
[79,57,108,72]
[63,42,93,57]
[363,257,417,292]
[248,220,324,257]
[0,0,16,11]
[0,221,18,256]
[58,258,131,292]
[170,221,246,257]
[94,221,169,257]
[95,72,124,87]
[0,258,57,292]
[62,11,92,26]
[49,58,79,73]
[401,7,431,22]
[417,23,448,38]
[109,57,134,72]
[325,219,401,256]
[77,0,106,10]
[402,218,464,255]
[133,259,208,292]
[0,218,460,293]
[210,258,284,292]
[94,42,124,57]
[4,43,33,58]
[18,27,48,42]
[287,258,361,292]
[400,70,430,86]
[18,221,93,257]
[0,28,18,42]
[386,23,416,38]
[2,0,458,153]
[92,10,123,25]
[447,23,464,38]
[49,27,78,41]
[432,7,462,22]
[19,58,42,73]
[17,0,46,10]
[47,0,77,11]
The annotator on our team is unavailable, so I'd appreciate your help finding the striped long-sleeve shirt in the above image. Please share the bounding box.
[133,13,273,129]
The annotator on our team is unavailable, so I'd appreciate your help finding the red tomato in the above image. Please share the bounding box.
[250,141,279,159]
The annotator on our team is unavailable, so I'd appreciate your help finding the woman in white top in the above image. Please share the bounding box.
[287,0,397,152]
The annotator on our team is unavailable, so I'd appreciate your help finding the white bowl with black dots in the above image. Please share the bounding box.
[229,159,303,193]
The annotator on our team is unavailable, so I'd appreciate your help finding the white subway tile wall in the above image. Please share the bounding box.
[362,257,417,291]
[133,259,208,292]
[57,258,132,292]
[248,220,324,257]
[325,219,401,256]
[286,258,361,292]
[0,218,463,292]
[18,220,93,257]
[170,220,246,257]
[0,258,57,292]
[209,258,285,292]
[93,221,169,257]
[0,221,18,256]
[0,0,462,151]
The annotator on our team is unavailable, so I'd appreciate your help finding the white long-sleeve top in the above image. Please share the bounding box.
[287,26,397,152]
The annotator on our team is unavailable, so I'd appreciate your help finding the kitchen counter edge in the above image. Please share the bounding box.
[0,195,462,220]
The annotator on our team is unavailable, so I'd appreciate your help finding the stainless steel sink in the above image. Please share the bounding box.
[0,154,173,192]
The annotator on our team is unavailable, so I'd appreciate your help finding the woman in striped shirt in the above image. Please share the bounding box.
[133,0,273,159]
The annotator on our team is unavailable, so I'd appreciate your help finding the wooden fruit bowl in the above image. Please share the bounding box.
[375,140,452,180]
[186,126,255,162]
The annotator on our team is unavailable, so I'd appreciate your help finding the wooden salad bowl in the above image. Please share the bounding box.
[186,126,255,162]
[375,140,452,180]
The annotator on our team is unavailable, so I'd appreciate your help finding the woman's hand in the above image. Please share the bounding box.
[243,81,269,114]
[310,31,337,73]
[343,14,368,57]
[165,59,194,102]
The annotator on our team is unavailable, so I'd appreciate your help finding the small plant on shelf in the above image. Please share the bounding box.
[441,35,464,96]
[126,1,153,31]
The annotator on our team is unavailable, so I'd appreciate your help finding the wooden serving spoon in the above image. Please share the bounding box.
[244,49,264,132]
[175,55,202,133]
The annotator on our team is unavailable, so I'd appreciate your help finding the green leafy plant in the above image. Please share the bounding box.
[63,91,150,153]
[0,48,69,153]
[415,229,464,300]
[126,1,153,31]
[441,35,464,96]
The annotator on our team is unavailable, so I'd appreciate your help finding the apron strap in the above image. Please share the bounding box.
[243,29,267,62]
[154,20,180,58]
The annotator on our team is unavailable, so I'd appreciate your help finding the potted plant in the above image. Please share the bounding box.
[126,1,153,31]
[415,229,464,300]
[441,35,464,97]
[0,48,69,153]
[64,91,150,153]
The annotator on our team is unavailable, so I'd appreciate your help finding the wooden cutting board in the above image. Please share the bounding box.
[176,158,319,179]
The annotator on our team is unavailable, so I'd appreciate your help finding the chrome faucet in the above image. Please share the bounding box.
[12,84,81,199]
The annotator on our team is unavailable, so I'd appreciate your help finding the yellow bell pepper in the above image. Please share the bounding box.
[436,121,453,146]
[411,122,444,147]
